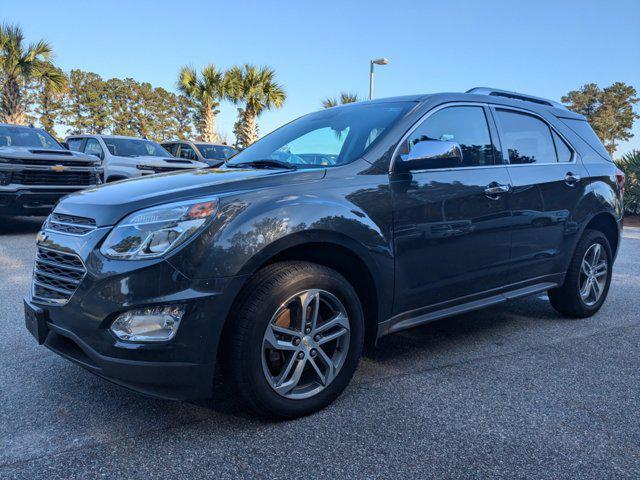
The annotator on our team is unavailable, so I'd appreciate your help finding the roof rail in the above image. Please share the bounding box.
[466,87,567,110]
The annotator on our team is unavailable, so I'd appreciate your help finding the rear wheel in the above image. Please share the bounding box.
[222,261,364,418]
[549,229,612,318]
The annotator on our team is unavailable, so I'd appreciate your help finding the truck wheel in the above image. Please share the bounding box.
[549,229,612,318]
[222,261,364,418]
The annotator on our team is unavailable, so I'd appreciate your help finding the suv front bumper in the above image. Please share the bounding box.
[25,228,248,400]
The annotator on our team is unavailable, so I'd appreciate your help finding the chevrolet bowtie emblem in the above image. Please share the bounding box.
[51,164,67,172]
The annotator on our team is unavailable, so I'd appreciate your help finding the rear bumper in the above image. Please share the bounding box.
[0,189,78,216]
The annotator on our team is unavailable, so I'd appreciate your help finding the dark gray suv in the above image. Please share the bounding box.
[25,88,624,418]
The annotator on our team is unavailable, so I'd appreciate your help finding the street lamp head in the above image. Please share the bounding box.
[372,58,389,65]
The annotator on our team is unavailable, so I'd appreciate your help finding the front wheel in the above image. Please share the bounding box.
[222,261,364,418]
[549,229,613,318]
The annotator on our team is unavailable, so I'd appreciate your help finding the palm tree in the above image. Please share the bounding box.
[0,24,64,125]
[322,92,359,109]
[225,64,286,148]
[177,64,224,142]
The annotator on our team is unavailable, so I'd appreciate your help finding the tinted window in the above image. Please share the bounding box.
[0,125,62,149]
[66,138,83,151]
[226,102,413,168]
[84,138,104,159]
[103,138,170,157]
[496,110,556,164]
[399,106,495,168]
[561,118,610,160]
[195,144,237,161]
[178,144,197,160]
[163,143,177,155]
[552,131,572,162]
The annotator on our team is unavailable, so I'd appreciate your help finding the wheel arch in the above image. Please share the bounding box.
[225,231,387,353]
[584,211,621,259]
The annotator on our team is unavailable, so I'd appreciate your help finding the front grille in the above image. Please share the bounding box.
[45,213,97,235]
[12,170,95,186]
[32,246,86,305]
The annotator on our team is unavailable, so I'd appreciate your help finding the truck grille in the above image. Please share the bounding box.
[45,213,97,235]
[32,247,86,305]
[12,170,96,186]
[10,158,96,167]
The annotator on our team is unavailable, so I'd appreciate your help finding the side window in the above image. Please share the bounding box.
[67,138,83,151]
[495,109,557,164]
[163,143,177,155]
[552,131,573,162]
[178,144,197,160]
[83,138,104,159]
[400,106,495,168]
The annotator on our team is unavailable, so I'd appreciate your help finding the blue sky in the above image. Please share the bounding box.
[3,0,639,156]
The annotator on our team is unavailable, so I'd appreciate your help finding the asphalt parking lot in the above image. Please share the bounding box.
[1,217,639,479]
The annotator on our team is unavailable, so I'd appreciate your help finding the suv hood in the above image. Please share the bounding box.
[55,167,325,226]
[0,146,98,163]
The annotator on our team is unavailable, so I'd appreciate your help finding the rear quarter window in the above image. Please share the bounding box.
[560,118,611,161]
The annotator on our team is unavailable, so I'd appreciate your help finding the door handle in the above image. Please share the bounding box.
[484,183,511,197]
[565,172,581,186]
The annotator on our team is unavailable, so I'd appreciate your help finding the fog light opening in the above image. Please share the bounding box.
[110,305,185,342]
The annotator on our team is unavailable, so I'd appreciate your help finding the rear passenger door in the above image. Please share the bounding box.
[491,106,589,284]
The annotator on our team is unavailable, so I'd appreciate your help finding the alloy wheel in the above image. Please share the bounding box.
[261,289,350,400]
[579,243,608,307]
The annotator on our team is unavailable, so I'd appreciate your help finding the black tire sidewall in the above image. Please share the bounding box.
[567,231,613,315]
[237,263,364,417]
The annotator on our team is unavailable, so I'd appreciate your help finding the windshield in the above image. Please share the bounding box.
[226,102,414,168]
[0,125,62,150]
[103,138,171,157]
[196,144,237,161]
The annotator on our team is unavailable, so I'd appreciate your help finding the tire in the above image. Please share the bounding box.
[222,261,364,418]
[549,229,613,318]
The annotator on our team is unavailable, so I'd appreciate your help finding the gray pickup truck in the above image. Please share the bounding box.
[0,124,102,216]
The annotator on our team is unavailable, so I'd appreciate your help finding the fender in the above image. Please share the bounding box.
[560,176,622,273]
[167,187,395,319]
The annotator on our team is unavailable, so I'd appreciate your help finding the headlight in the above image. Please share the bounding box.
[100,197,218,259]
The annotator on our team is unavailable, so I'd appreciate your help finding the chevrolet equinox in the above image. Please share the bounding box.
[25,88,624,418]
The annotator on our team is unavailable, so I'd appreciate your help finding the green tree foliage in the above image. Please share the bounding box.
[32,67,68,135]
[615,150,640,215]
[66,69,110,134]
[0,23,64,125]
[562,82,639,156]
[322,92,359,109]
[226,64,286,148]
[61,72,195,141]
[177,65,224,142]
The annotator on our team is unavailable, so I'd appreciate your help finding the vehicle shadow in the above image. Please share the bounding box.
[194,295,562,418]
[369,295,559,363]
[0,216,46,235]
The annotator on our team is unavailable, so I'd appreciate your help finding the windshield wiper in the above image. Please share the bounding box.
[228,159,297,170]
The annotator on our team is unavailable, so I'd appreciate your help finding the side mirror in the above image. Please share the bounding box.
[61,141,69,150]
[106,144,116,155]
[400,140,463,171]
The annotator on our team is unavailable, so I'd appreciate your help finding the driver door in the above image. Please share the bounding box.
[391,104,513,315]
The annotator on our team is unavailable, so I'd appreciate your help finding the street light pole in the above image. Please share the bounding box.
[369,57,389,100]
